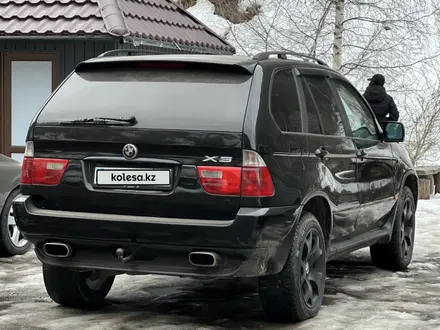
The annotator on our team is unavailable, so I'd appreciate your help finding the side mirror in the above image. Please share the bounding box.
[383,122,405,142]
[352,126,372,139]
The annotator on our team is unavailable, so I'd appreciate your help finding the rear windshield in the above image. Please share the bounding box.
[36,66,253,132]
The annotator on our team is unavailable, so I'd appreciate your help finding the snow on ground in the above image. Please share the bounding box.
[1,197,440,329]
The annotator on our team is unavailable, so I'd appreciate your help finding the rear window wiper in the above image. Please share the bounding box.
[59,116,137,126]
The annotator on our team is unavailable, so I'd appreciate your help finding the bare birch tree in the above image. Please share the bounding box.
[400,71,440,165]
[332,0,345,70]
[219,0,439,78]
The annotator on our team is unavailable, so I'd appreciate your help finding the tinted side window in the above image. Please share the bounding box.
[270,69,301,132]
[303,76,345,136]
[301,79,322,134]
[332,80,379,141]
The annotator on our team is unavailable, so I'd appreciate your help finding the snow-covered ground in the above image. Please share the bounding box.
[1,197,440,329]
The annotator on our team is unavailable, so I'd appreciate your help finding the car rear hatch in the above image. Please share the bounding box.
[22,58,260,224]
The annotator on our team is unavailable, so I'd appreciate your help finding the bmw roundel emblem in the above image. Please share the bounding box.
[122,144,138,160]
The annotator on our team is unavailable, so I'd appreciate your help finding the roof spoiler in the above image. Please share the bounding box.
[75,55,257,74]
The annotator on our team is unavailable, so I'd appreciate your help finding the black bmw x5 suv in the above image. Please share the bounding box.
[13,50,418,322]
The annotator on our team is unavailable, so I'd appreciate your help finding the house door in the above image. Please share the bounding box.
[1,53,59,162]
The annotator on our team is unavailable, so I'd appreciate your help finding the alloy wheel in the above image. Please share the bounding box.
[400,199,415,259]
[300,229,325,309]
[7,204,28,248]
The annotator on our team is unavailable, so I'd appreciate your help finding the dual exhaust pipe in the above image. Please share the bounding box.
[43,242,221,268]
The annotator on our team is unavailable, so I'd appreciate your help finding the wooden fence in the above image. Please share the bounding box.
[416,167,440,200]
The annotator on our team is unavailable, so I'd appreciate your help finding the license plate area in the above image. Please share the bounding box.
[93,167,173,190]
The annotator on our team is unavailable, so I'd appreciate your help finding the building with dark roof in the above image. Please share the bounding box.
[0,0,235,159]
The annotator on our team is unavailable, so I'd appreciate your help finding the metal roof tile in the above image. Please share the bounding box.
[118,1,200,29]
[117,0,234,51]
[124,18,226,48]
[4,0,98,4]
[0,3,101,19]
[0,17,106,35]
[123,0,175,10]
[0,0,235,53]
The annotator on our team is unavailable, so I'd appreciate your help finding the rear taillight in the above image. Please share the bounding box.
[241,167,274,197]
[21,142,69,185]
[197,166,242,195]
[241,149,274,197]
[197,150,274,197]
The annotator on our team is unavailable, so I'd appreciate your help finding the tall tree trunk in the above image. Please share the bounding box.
[311,1,332,58]
[332,0,345,71]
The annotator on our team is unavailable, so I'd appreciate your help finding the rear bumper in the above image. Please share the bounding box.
[13,195,299,277]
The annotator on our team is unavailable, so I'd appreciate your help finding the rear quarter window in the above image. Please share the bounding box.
[270,69,302,132]
[36,66,253,132]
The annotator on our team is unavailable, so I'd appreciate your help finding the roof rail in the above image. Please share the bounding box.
[97,49,166,58]
[252,51,329,67]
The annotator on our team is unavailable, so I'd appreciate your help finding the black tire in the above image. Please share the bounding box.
[43,264,115,308]
[370,186,416,271]
[258,212,326,322]
[0,189,32,257]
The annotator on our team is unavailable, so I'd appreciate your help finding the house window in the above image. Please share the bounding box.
[1,53,58,158]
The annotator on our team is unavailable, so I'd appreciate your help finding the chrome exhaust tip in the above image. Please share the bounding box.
[188,251,221,268]
[43,242,73,258]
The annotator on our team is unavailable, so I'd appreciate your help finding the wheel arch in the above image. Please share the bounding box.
[1,185,19,212]
[402,171,418,209]
[4,183,20,205]
[297,191,333,248]
[378,170,419,246]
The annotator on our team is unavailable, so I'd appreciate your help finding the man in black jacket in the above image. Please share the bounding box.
[363,74,399,128]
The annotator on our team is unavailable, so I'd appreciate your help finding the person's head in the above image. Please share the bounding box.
[368,74,385,86]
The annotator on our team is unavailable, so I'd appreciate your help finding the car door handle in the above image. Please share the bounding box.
[315,146,328,158]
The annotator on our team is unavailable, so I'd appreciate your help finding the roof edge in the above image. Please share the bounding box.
[124,36,234,54]
[170,0,235,53]
[97,0,130,37]
[0,35,115,40]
